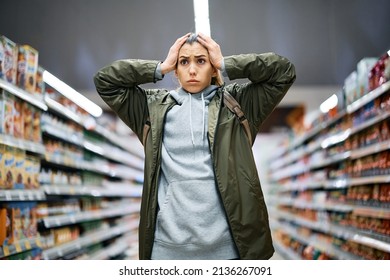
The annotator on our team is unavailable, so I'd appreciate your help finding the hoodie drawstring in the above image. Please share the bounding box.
[201,92,205,141]
[188,92,206,146]
[189,93,195,146]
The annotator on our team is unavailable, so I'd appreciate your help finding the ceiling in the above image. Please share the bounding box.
[1,0,390,122]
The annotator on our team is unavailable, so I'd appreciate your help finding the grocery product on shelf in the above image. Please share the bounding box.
[0,36,18,84]
[0,35,142,260]
[268,50,390,260]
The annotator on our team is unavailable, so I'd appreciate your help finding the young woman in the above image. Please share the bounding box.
[94,33,296,260]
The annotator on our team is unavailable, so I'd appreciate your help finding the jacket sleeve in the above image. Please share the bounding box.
[223,53,296,133]
[93,59,161,142]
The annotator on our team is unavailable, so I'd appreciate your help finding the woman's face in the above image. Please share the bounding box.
[175,42,217,93]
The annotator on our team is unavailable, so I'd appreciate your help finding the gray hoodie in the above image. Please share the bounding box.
[151,85,239,260]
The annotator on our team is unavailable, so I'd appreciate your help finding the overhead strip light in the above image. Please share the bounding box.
[320,94,338,113]
[43,70,103,118]
[193,0,211,36]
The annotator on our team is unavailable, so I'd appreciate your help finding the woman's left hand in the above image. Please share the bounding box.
[197,32,224,70]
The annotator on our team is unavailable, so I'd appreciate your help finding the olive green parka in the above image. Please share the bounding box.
[94,53,296,259]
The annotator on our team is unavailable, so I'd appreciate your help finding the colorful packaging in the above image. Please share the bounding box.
[14,148,25,189]
[16,44,39,94]
[4,202,38,244]
[4,145,15,189]
[357,57,378,98]
[0,90,14,136]
[0,35,18,84]
[25,155,41,190]
[29,155,40,189]
[34,66,45,97]
[12,96,24,139]
[0,144,4,188]
[344,71,358,105]
[22,101,33,141]
[0,207,13,246]
[32,107,41,142]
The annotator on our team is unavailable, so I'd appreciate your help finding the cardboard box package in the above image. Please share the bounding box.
[0,90,14,136]
[0,35,18,84]
[16,44,39,94]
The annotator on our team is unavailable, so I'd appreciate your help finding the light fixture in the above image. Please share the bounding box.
[320,94,338,113]
[193,0,211,36]
[43,70,103,118]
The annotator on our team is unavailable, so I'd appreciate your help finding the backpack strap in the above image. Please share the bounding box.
[223,90,253,145]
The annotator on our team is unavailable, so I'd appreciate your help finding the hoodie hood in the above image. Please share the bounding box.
[169,85,218,145]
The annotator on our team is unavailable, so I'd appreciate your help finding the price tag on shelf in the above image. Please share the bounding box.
[5,191,12,201]
[24,240,32,250]
[27,191,34,201]
[36,238,42,247]
[2,246,10,256]
[15,242,22,252]
[18,190,25,201]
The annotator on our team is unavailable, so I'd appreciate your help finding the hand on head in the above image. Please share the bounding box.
[196,32,223,70]
[160,32,223,75]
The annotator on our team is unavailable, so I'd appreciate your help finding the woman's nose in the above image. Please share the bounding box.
[189,63,196,74]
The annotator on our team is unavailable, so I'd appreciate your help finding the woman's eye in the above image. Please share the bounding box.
[198,59,206,64]
[179,59,188,65]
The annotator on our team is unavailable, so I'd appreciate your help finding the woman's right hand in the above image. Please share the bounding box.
[160,33,190,75]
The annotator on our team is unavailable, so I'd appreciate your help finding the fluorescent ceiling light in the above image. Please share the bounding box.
[320,94,338,113]
[193,0,211,36]
[43,70,103,118]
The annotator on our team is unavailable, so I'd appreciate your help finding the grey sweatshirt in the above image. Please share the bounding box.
[151,85,239,260]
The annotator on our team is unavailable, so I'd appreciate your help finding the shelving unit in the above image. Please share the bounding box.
[268,79,390,260]
[0,74,143,260]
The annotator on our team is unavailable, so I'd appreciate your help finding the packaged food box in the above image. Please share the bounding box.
[16,44,39,94]
[25,155,40,189]
[22,101,33,141]
[14,148,26,189]
[344,71,358,105]
[34,65,45,97]
[0,207,13,246]
[357,57,378,98]
[32,107,41,142]
[12,95,24,139]
[0,144,4,188]
[0,35,18,84]
[1,202,38,245]
[4,145,15,189]
[0,89,14,136]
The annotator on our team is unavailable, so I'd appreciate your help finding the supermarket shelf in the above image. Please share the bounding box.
[44,96,86,126]
[79,233,138,260]
[40,203,140,229]
[0,133,45,155]
[269,81,390,163]
[0,237,43,258]
[93,124,144,159]
[347,81,390,114]
[42,156,144,181]
[350,110,390,136]
[43,184,142,198]
[278,210,390,254]
[0,189,46,202]
[41,220,138,260]
[273,240,302,260]
[278,221,362,260]
[0,78,48,111]
[83,139,144,171]
[41,124,84,147]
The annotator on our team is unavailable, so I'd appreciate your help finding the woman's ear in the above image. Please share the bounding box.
[212,67,218,77]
